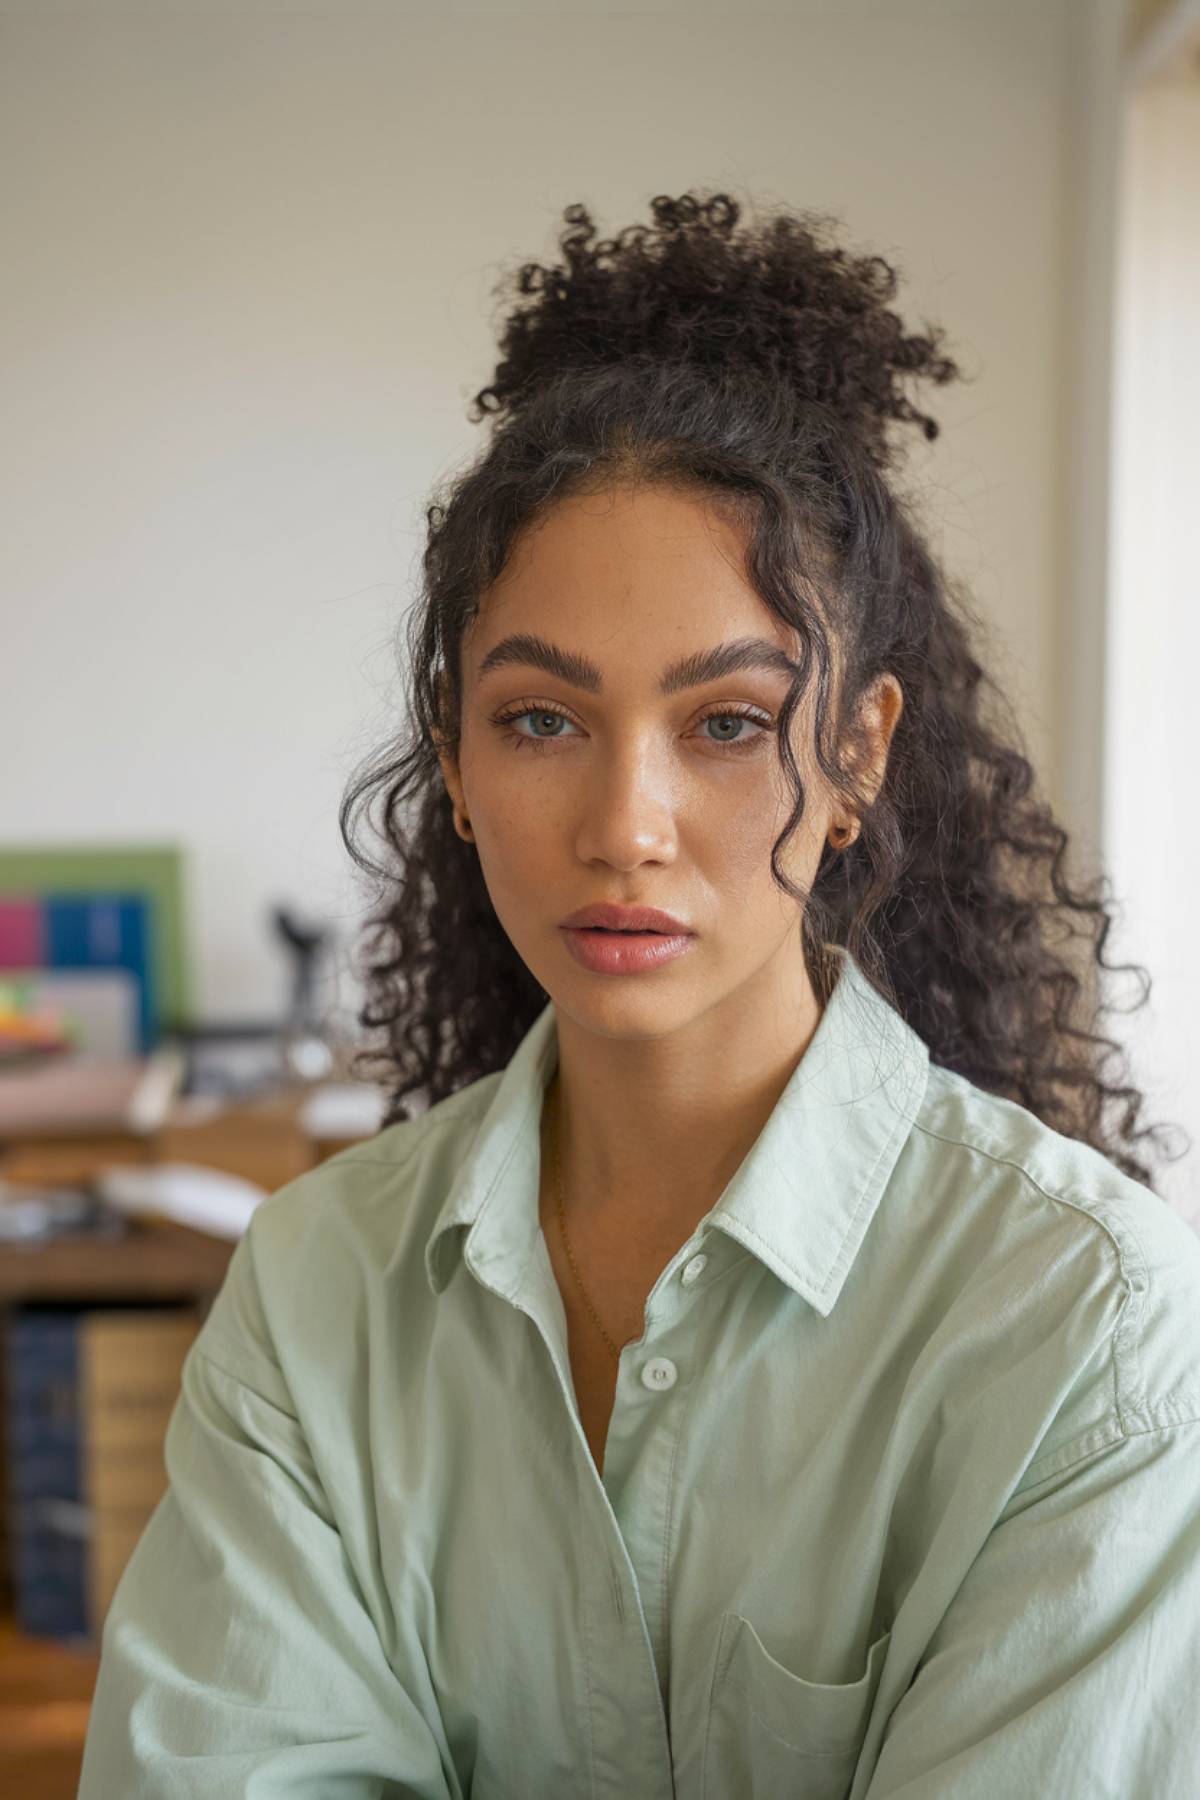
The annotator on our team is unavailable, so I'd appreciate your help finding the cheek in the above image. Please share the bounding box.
[711,819,794,916]
[463,761,564,884]
[473,799,545,865]
[700,777,824,904]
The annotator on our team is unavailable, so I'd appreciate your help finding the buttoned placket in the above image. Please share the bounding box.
[540,1225,727,1798]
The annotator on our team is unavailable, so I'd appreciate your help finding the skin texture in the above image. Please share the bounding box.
[437,481,903,1260]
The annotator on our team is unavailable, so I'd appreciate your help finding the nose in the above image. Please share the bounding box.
[571,738,679,869]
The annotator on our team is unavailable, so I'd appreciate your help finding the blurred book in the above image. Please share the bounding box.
[0,967,141,1063]
[0,1179,128,1246]
[93,1160,268,1239]
[0,1046,186,1136]
[2,1304,201,1644]
[45,894,155,1052]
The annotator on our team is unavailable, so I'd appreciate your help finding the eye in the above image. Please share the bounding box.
[492,706,581,749]
[489,703,775,755]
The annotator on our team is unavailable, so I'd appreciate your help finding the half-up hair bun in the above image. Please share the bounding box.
[469,188,965,473]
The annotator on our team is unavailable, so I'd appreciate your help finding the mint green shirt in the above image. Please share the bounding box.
[78,946,1200,1798]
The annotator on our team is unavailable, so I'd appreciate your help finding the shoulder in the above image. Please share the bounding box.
[258,1067,502,1235]
[901,1062,1200,1465]
[199,1069,505,1372]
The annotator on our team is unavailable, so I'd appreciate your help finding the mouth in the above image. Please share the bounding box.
[560,905,693,934]
[559,918,698,973]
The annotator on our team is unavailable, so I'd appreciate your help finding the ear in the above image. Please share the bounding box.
[856,673,904,807]
[437,743,464,816]
[432,669,465,815]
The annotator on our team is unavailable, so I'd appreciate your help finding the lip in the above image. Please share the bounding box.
[559,902,693,933]
[560,925,697,976]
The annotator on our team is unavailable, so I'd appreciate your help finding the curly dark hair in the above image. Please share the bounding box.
[339,188,1186,1191]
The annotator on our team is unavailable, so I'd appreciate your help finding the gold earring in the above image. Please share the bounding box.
[455,807,473,842]
[828,817,860,849]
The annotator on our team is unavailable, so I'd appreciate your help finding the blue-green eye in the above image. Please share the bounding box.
[496,708,577,745]
[490,705,774,754]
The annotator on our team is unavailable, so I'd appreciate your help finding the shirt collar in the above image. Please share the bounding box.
[423,944,929,1316]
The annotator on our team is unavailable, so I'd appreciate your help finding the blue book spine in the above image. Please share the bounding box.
[2,1308,88,1640]
[43,892,157,1052]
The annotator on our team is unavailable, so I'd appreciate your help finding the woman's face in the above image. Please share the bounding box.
[439,481,891,1043]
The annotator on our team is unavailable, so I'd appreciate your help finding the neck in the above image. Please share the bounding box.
[541,947,827,1241]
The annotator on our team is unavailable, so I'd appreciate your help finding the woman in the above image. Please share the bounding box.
[80,191,1200,1799]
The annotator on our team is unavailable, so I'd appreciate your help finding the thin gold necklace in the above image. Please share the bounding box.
[548,1073,621,1362]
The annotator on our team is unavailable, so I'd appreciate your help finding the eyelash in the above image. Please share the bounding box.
[490,702,775,756]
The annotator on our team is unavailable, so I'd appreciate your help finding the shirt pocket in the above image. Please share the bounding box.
[701,1611,892,1800]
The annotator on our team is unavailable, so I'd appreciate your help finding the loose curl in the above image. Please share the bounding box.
[340,189,1186,1191]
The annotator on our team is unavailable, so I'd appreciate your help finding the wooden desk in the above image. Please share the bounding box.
[0,1218,235,1307]
[1,1083,320,1194]
[0,1613,98,1800]
[0,1089,374,1799]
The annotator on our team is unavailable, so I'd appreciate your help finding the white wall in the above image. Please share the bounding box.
[2,0,1095,1027]
[1107,52,1200,1219]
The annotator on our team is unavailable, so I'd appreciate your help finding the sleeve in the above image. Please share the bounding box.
[863,1416,1200,1799]
[77,1233,454,1799]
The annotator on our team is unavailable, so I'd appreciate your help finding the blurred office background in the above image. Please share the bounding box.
[0,0,1197,1786]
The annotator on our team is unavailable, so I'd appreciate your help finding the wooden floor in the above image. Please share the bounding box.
[0,1615,99,1799]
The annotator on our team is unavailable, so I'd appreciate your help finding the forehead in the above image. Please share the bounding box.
[467,482,791,663]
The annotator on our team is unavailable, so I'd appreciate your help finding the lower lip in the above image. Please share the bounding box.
[559,927,697,975]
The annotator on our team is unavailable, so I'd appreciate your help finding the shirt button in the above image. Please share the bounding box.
[641,1357,677,1391]
[681,1254,708,1285]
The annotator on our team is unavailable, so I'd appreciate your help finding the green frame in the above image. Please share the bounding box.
[0,844,191,1033]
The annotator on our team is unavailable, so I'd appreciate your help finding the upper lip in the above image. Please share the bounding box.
[560,902,693,934]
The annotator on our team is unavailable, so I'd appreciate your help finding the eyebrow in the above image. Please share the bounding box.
[475,632,799,696]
